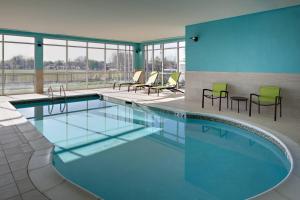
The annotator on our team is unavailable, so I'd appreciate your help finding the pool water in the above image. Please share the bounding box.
[15,96,291,200]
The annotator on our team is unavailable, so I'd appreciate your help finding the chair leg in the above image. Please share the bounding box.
[157,89,160,96]
[202,90,205,108]
[135,87,137,93]
[119,84,122,90]
[249,96,252,117]
[280,99,282,117]
[113,82,116,90]
[212,98,214,106]
[148,87,150,95]
[227,95,229,109]
[258,104,260,114]
[128,85,130,92]
[274,102,277,121]
[219,96,221,111]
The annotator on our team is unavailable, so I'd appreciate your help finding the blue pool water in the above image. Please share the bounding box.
[15,96,291,200]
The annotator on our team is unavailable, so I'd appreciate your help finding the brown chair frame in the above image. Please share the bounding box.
[202,89,229,111]
[249,93,282,121]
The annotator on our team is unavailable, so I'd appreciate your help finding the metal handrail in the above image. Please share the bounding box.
[59,85,67,112]
[60,85,66,98]
[60,102,66,112]
[48,104,54,114]
[48,86,54,101]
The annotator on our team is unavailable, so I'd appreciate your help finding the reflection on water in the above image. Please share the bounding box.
[16,97,290,200]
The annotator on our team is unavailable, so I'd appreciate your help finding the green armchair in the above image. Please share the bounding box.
[202,83,229,111]
[249,86,282,121]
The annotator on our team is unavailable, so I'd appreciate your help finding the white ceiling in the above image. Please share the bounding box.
[0,0,300,42]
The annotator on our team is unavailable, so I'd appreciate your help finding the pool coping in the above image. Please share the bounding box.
[2,92,300,200]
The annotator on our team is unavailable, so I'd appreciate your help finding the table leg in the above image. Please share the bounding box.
[238,100,240,113]
[245,100,248,111]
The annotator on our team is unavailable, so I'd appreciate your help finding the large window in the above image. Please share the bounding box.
[43,39,134,91]
[106,48,118,83]
[43,39,67,91]
[163,43,178,83]
[0,35,35,95]
[179,42,186,84]
[144,40,185,86]
[146,45,153,74]
[67,41,87,90]
[0,35,2,94]
[88,43,105,88]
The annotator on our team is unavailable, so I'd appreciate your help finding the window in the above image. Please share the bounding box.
[144,40,185,86]
[106,44,118,49]
[118,49,126,80]
[106,49,118,83]
[2,35,35,94]
[119,45,126,50]
[153,47,162,73]
[67,44,87,90]
[147,45,153,74]
[68,41,87,47]
[164,42,177,49]
[127,48,134,81]
[163,48,177,83]
[44,39,66,46]
[179,47,185,84]
[43,38,134,91]
[4,35,34,43]
[43,44,67,91]
[89,42,104,48]
[0,35,3,94]
[88,48,105,88]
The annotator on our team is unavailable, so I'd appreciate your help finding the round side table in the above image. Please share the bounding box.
[230,96,248,113]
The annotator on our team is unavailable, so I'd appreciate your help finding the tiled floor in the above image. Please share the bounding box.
[0,87,299,200]
[0,125,48,200]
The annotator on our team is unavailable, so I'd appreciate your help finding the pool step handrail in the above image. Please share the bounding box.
[47,85,67,99]
[60,85,66,99]
[48,86,54,101]
[60,102,66,112]
[48,104,54,114]
[59,85,67,112]
[47,85,67,113]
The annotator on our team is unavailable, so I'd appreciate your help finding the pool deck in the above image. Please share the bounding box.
[0,88,299,200]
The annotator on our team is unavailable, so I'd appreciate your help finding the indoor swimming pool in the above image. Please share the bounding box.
[14,95,292,200]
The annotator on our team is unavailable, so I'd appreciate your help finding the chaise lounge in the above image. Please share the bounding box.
[113,70,143,92]
[148,72,183,96]
[131,71,159,93]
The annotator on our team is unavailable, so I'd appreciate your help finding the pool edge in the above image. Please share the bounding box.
[8,93,297,200]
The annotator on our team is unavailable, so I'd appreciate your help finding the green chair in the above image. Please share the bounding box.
[249,86,282,121]
[113,71,143,92]
[132,71,159,93]
[148,72,183,96]
[202,83,229,111]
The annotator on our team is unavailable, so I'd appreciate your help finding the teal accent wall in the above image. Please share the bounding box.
[0,28,140,69]
[186,5,300,73]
